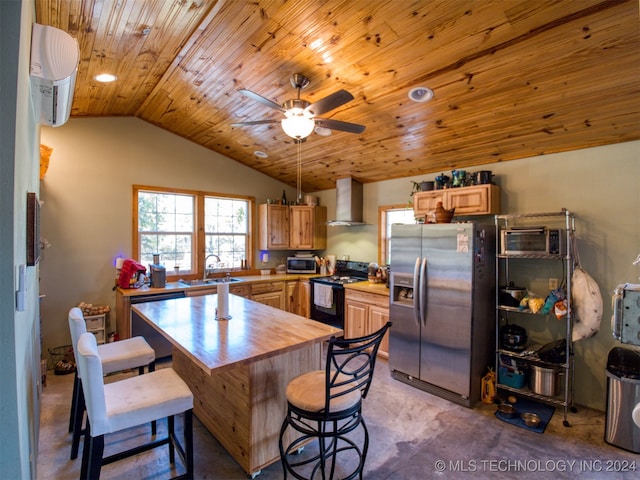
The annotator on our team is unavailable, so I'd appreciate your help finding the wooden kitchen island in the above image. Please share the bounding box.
[131,294,341,476]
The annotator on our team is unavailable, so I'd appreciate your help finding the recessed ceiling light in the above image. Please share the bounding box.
[314,126,332,136]
[408,87,434,103]
[94,73,118,83]
[254,151,268,158]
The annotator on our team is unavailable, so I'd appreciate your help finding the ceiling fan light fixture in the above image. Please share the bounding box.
[281,108,315,139]
[408,86,434,102]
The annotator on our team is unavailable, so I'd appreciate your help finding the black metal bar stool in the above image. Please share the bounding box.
[279,322,391,479]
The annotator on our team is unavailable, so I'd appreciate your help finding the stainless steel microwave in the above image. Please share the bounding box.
[500,227,565,255]
[286,257,317,274]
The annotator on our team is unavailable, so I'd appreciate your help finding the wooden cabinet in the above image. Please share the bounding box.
[344,289,390,358]
[285,281,297,313]
[259,204,289,250]
[259,204,326,250]
[413,184,500,217]
[251,281,285,309]
[230,283,250,298]
[183,283,250,298]
[296,279,310,318]
[412,191,446,214]
[289,205,327,250]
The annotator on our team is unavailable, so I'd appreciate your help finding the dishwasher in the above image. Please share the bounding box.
[131,291,186,359]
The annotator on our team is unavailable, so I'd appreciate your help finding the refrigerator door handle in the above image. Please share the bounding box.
[413,257,421,327]
[419,257,427,326]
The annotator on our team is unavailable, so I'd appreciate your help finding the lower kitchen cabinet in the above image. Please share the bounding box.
[285,281,297,313]
[344,288,389,358]
[251,281,285,309]
[283,279,312,316]
[230,283,251,298]
[296,279,310,318]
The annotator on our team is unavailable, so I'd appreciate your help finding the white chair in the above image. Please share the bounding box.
[75,332,194,479]
[68,307,156,459]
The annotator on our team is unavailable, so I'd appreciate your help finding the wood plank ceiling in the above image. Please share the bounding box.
[36,0,640,192]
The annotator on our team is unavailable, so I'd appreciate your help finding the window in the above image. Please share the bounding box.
[204,197,249,269]
[378,205,416,265]
[134,185,253,278]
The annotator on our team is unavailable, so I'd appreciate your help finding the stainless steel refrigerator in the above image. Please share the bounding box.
[389,223,495,407]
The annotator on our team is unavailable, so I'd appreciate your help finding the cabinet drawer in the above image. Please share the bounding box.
[251,281,284,295]
[85,314,105,330]
[230,283,250,297]
[344,290,388,309]
[91,330,105,344]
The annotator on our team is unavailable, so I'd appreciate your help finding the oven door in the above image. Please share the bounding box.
[310,280,344,329]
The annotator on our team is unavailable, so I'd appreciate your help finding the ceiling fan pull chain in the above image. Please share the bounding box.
[296,141,303,202]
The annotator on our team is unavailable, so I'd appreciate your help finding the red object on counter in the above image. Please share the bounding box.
[117,259,146,288]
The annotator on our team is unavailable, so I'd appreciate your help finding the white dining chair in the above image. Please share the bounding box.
[68,307,156,459]
[75,332,194,479]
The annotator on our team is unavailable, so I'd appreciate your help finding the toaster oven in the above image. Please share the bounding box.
[500,227,565,255]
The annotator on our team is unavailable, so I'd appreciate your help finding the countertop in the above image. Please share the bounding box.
[117,272,319,297]
[131,294,341,374]
[344,280,390,296]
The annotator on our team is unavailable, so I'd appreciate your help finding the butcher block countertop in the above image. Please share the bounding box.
[344,281,390,296]
[130,293,341,475]
[131,293,341,374]
[117,272,317,297]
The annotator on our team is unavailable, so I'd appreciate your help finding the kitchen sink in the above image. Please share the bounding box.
[178,277,240,286]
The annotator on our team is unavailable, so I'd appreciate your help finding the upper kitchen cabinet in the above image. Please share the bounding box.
[413,184,501,217]
[289,205,326,250]
[259,204,326,250]
[259,204,290,250]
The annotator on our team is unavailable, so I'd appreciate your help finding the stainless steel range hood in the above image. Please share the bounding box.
[328,177,366,226]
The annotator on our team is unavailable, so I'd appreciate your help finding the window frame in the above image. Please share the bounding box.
[133,185,254,281]
[378,204,416,266]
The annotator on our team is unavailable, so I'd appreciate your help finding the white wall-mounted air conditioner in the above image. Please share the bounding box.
[30,23,79,127]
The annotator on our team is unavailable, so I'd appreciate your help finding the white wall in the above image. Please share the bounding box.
[39,117,297,357]
[318,140,640,410]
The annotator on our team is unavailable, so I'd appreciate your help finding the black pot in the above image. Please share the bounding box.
[474,170,493,184]
[500,324,528,351]
[420,181,434,191]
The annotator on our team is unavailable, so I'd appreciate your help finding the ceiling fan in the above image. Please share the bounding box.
[231,73,365,140]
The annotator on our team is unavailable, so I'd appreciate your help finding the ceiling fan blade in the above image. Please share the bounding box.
[238,89,286,112]
[305,90,354,117]
[314,118,365,134]
[231,119,279,126]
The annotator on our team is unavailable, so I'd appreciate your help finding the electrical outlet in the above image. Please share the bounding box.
[549,277,559,290]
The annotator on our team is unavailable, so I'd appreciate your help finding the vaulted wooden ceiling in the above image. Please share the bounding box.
[36,0,640,192]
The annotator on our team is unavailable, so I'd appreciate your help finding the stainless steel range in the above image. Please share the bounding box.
[310,260,369,329]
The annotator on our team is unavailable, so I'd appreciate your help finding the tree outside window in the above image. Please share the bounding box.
[134,186,253,278]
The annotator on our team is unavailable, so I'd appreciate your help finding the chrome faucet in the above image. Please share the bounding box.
[203,253,221,280]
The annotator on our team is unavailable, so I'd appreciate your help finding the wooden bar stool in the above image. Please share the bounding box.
[68,307,156,460]
[75,332,194,479]
[279,322,391,480]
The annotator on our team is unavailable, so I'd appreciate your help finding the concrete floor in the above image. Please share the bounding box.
[37,358,638,479]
